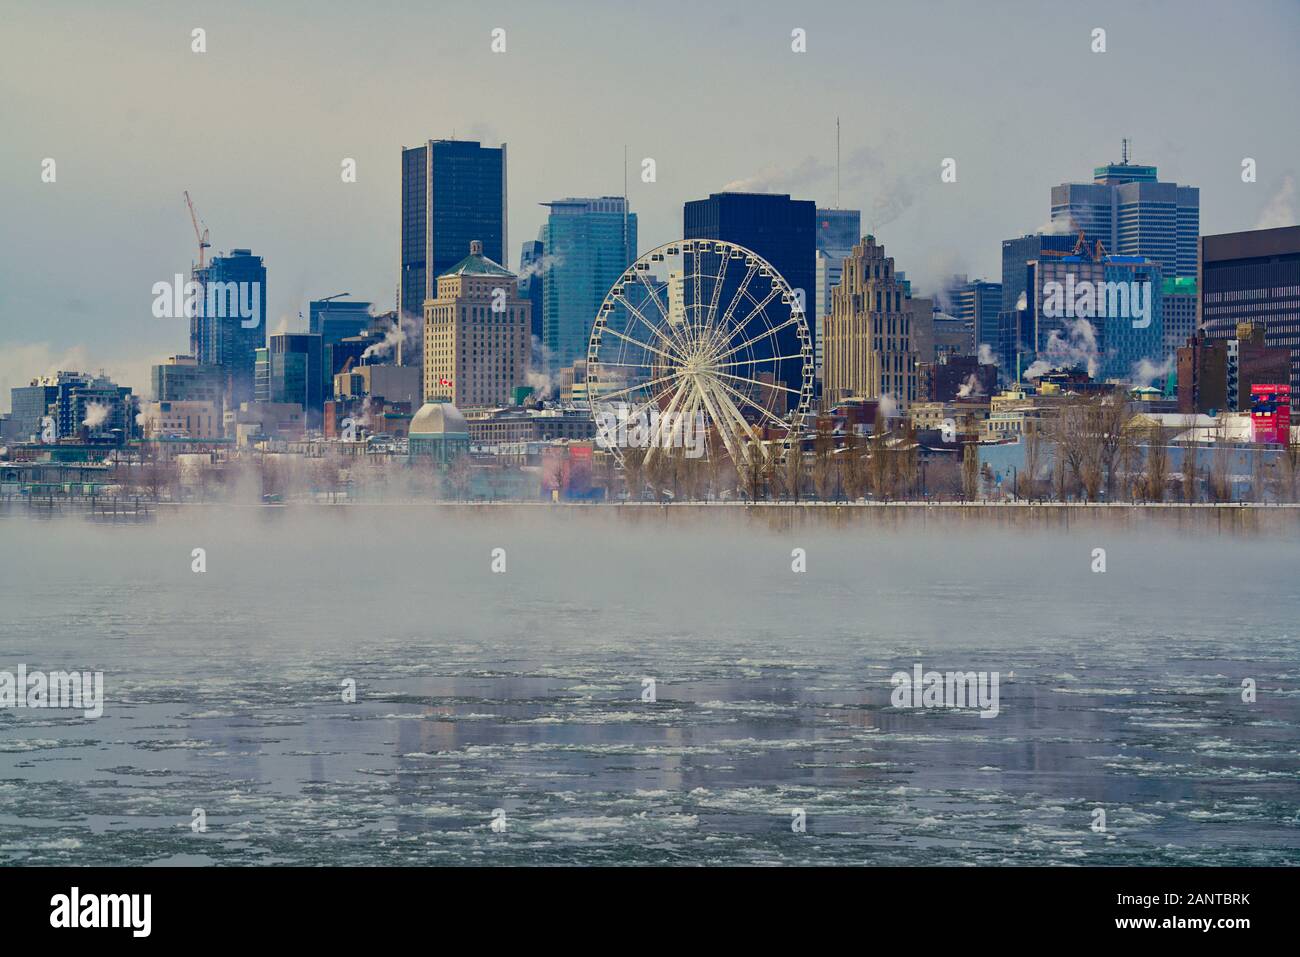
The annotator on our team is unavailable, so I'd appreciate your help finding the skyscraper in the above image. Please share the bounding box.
[1049,148,1199,279]
[518,237,545,342]
[999,232,1078,373]
[823,235,920,409]
[1162,277,1197,356]
[540,197,636,374]
[815,208,861,377]
[28,371,136,444]
[1199,225,1300,410]
[152,355,226,419]
[400,139,508,323]
[8,379,59,441]
[683,192,816,398]
[955,279,1002,358]
[1024,254,1164,381]
[191,248,267,408]
[310,298,374,410]
[257,333,324,425]
[310,298,372,345]
[424,240,530,409]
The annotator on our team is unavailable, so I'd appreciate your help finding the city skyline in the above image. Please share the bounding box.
[3,0,1298,406]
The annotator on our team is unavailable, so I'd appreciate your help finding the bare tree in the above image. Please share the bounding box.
[1020,419,1042,501]
[707,448,735,501]
[1052,399,1090,500]
[1207,418,1233,503]
[1249,446,1268,503]
[897,419,919,500]
[447,453,474,500]
[841,427,866,501]
[1177,416,1200,503]
[1142,425,1168,502]
[917,456,951,499]
[961,442,980,501]
[785,442,807,501]
[737,439,766,502]
[623,447,646,502]
[678,448,706,502]
[868,415,890,500]
[646,449,673,502]
[810,417,835,500]
[1079,428,1104,502]
[1095,396,1131,499]
[1280,427,1300,503]
[759,442,780,501]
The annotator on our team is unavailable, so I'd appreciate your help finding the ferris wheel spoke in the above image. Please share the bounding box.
[703,261,760,357]
[691,251,703,334]
[622,270,685,339]
[597,324,680,366]
[590,358,659,371]
[630,270,670,321]
[614,294,692,359]
[710,354,809,372]
[718,262,759,328]
[709,369,805,397]
[641,377,693,471]
[712,313,800,365]
[702,376,762,456]
[699,275,774,362]
[692,380,740,467]
[697,250,730,352]
[591,370,681,404]
[706,375,791,431]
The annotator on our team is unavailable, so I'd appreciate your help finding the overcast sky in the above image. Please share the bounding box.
[2,0,1297,405]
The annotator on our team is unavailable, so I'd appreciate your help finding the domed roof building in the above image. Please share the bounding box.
[408,400,470,464]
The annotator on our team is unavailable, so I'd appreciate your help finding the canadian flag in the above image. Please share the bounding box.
[439,377,453,387]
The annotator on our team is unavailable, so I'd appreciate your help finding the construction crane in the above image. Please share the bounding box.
[183,191,211,270]
[317,293,351,303]
[1039,226,1107,262]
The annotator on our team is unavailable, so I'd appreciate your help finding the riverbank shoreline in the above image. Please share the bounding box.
[8,498,1300,534]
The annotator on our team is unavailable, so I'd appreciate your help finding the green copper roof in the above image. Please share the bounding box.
[438,240,514,278]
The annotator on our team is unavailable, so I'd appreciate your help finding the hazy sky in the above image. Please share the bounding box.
[2,0,1297,405]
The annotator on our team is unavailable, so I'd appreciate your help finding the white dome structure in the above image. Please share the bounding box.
[408,401,470,464]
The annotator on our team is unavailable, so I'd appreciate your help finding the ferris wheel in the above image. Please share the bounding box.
[585,239,814,468]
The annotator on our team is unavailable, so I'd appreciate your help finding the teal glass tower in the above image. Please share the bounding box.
[540,197,636,374]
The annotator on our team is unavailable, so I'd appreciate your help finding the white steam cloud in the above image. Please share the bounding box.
[1255,174,1297,230]
[82,402,110,428]
[362,316,418,361]
[1130,355,1175,389]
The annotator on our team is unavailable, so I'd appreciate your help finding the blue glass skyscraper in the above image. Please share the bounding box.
[683,192,816,399]
[518,237,545,342]
[400,139,507,325]
[191,248,267,408]
[815,207,861,377]
[540,197,636,374]
[1050,150,1199,279]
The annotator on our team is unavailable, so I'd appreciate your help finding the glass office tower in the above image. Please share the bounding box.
[400,139,507,325]
[191,248,267,408]
[683,192,816,400]
[541,197,636,375]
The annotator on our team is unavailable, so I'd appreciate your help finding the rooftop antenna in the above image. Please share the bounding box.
[836,116,841,209]
[1121,137,1129,164]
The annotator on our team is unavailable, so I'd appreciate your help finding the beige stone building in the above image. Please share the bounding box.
[424,240,530,410]
[137,400,221,440]
[823,235,922,410]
